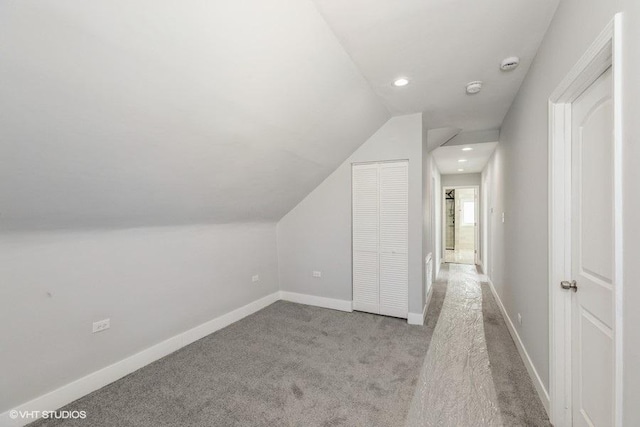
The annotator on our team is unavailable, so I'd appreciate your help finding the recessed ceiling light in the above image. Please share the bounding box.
[466,81,482,94]
[458,169,464,172]
[462,147,473,151]
[458,159,467,163]
[393,78,409,87]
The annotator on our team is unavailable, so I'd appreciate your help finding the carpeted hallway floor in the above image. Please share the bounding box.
[405,264,550,427]
[480,271,550,426]
[406,264,504,426]
[30,264,549,427]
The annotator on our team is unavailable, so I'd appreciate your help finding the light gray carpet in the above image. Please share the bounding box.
[29,266,549,427]
[30,301,438,427]
[410,263,550,426]
[478,270,551,426]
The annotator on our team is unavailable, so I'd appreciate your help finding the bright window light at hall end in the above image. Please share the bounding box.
[393,78,409,87]
[458,169,464,172]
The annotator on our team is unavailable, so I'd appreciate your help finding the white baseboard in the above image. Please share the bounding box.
[407,311,424,325]
[425,286,434,315]
[279,291,353,312]
[485,278,551,415]
[1,290,365,426]
[0,291,280,427]
[408,287,433,326]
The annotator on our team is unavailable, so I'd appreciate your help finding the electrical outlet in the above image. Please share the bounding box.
[92,318,110,333]
[252,274,260,283]
[312,271,322,278]
[502,212,505,223]
[517,313,522,326]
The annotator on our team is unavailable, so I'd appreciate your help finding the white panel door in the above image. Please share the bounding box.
[570,67,614,427]
[352,163,380,314]
[378,161,408,318]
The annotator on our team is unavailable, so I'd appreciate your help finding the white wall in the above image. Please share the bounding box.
[481,170,489,272]
[482,147,506,293]
[441,173,481,188]
[277,114,424,315]
[423,128,442,292]
[427,159,444,280]
[433,168,442,277]
[422,123,430,296]
[0,223,279,412]
[423,119,443,279]
[482,0,640,422]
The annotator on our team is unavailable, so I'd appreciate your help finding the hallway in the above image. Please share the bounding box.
[407,264,549,426]
[443,249,475,265]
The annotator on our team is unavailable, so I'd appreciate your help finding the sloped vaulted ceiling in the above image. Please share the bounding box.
[0,0,390,230]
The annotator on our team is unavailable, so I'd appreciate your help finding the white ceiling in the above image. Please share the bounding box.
[0,0,559,230]
[432,141,499,175]
[0,0,389,230]
[312,0,559,130]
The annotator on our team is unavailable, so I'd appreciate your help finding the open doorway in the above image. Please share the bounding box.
[431,142,497,269]
[443,186,478,265]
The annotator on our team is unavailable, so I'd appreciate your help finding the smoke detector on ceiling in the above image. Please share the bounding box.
[466,81,483,95]
[500,56,520,71]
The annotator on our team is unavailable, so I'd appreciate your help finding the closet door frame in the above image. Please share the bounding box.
[351,159,409,319]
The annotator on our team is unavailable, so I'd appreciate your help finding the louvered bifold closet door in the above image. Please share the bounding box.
[378,161,408,318]
[352,163,380,314]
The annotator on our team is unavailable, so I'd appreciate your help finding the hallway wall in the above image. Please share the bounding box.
[483,0,640,422]
[423,128,442,283]
[441,173,481,187]
[481,148,505,288]
[422,138,433,292]
[433,171,442,277]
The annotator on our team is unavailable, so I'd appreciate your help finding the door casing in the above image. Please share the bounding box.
[548,14,623,427]
[441,185,479,265]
